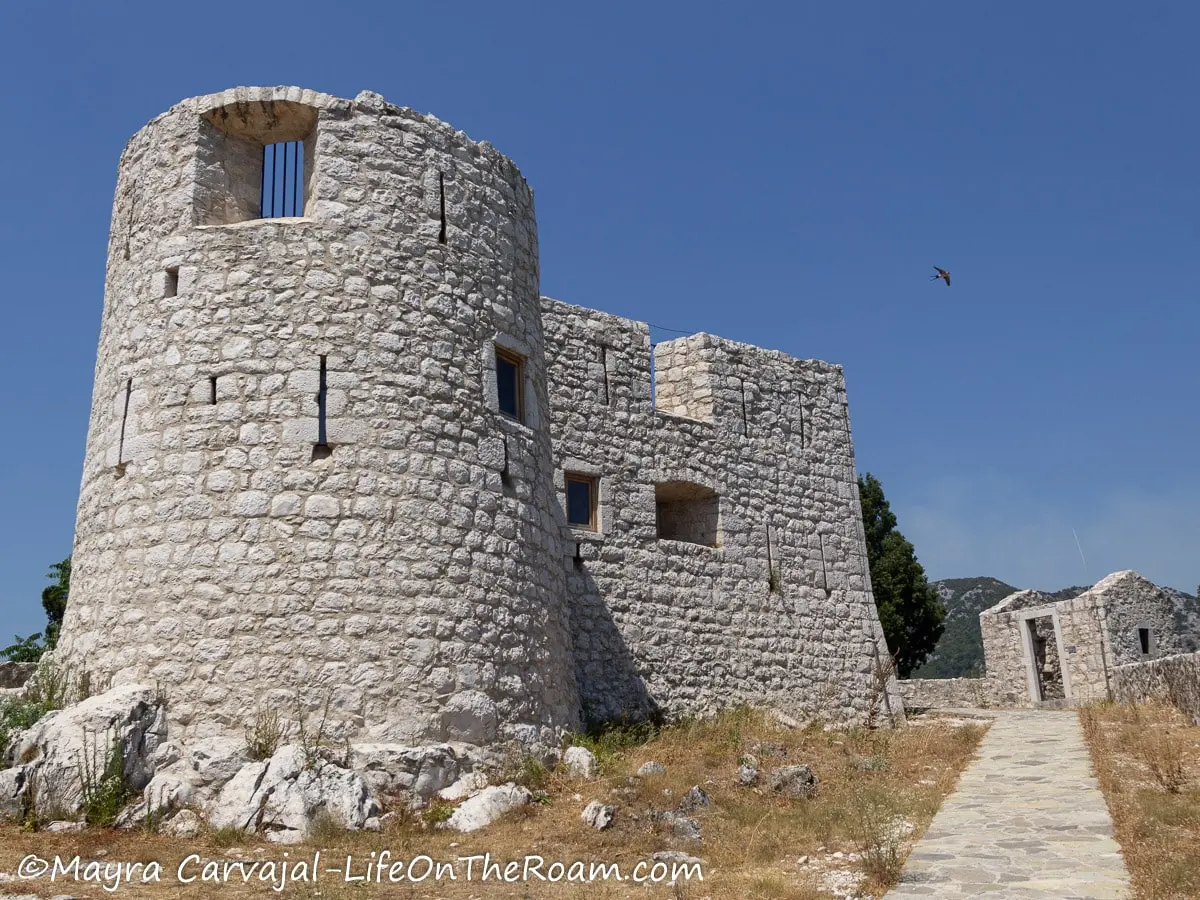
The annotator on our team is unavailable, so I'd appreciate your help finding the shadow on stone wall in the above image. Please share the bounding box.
[566,564,664,732]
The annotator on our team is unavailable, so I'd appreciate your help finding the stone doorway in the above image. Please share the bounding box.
[1027,616,1065,702]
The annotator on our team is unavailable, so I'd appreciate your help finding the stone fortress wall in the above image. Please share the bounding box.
[543,302,897,728]
[55,86,898,751]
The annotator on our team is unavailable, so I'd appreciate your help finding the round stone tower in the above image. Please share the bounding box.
[56,87,579,748]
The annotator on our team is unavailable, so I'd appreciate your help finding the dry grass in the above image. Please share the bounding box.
[0,708,986,899]
[1081,700,1200,899]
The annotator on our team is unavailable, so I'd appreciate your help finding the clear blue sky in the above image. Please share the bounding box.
[3,2,1198,641]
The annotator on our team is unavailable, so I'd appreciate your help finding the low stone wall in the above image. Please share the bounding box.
[899,677,987,710]
[1112,651,1200,724]
[0,662,36,691]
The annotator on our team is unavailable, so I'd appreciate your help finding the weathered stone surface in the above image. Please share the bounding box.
[142,769,200,818]
[636,761,666,777]
[1113,650,1200,724]
[563,746,598,778]
[51,85,902,755]
[900,677,986,710]
[350,743,463,799]
[43,821,83,833]
[442,784,530,833]
[678,785,711,813]
[163,808,203,837]
[670,815,702,840]
[767,765,818,799]
[9,685,164,814]
[186,736,248,788]
[581,800,614,830]
[737,764,759,786]
[438,771,488,801]
[206,744,379,844]
[0,766,27,819]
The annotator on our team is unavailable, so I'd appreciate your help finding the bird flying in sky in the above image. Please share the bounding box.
[931,266,951,286]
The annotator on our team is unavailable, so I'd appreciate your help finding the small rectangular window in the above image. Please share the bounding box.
[1138,628,1151,655]
[261,141,305,218]
[566,474,598,531]
[165,267,179,298]
[496,347,524,421]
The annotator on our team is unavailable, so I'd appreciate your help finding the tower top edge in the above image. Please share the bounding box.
[125,86,529,184]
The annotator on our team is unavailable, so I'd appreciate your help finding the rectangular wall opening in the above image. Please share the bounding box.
[655,481,720,547]
[165,267,179,298]
[195,100,317,226]
[1027,616,1065,702]
[261,141,305,218]
[438,171,447,244]
[312,355,332,460]
[598,345,611,405]
[1138,627,1152,656]
[798,390,806,450]
[115,377,132,478]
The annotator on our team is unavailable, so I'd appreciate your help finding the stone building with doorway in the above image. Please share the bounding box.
[980,570,1186,707]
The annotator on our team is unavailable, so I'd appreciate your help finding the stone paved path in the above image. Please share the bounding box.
[888,710,1131,899]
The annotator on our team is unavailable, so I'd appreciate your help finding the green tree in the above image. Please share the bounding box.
[858,474,945,677]
[0,633,45,663]
[41,557,71,650]
[1,556,70,663]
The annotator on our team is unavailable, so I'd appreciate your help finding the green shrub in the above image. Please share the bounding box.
[78,728,129,827]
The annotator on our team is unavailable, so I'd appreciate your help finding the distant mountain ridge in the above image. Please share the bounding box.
[910,575,1199,679]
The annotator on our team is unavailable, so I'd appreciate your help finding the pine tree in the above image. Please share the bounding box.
[858,474,945,677]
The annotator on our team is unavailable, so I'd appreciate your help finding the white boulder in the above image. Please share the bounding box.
[442,783,530,833]
[563,746,598,778]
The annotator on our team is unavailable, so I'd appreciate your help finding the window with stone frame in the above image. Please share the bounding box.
[495,346,524,422]
[566,473,599,531]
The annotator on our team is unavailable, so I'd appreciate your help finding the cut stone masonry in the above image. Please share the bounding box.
[55,86,900,752]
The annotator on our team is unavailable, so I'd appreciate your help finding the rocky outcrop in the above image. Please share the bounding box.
[0,684,541,840]
[0,685,414,842]
[5,685,165,816]
[0,662,36,690]
[206,745,379,844]
[351,743,465,801]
